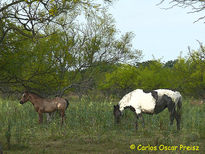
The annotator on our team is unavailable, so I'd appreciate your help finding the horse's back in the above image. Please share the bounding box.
[119,89,156,114]
[133,91,156,114]
[155,89,182,104]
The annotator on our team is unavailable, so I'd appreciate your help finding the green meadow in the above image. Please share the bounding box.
[0,98,204,153]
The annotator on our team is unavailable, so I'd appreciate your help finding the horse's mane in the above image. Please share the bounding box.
[26,91,44,98]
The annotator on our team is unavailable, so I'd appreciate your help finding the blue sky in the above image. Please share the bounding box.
[109,0,205,62]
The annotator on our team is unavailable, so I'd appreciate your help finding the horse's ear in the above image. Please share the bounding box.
[114,105,119,109]
[24,90,28,94]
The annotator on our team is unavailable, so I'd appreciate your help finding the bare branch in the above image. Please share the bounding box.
[158,0,205,23]
[0,0,24,12]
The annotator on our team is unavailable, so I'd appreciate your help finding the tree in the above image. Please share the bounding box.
[0,0,113,42]
[0,0,118,96]
[164,59,178,68]
[100,64,139,97]
[100,60,173,98]
[169,44,205,98]
[0,6,142,97]
[61,9,142,97]
[187,43,205,97]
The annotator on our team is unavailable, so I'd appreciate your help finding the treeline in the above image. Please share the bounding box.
[0,0,204,99]
[1,41,205,99]
[97,53,205,99]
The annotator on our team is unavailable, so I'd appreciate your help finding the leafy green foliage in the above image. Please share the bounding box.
[0,0,114,40]
[0,5,142,96]
[100,64,138,97]
[0,1,204,99]
[100,49,205,98]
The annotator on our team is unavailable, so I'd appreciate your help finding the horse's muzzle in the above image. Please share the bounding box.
[20,101,24,104]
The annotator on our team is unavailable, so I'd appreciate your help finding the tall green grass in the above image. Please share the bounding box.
[0,98,204,153]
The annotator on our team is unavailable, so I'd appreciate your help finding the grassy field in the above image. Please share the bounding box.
[0,98,204,153]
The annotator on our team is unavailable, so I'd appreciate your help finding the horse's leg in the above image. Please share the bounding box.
[175,100,182,131]
[138,113,145,128]
[167,102,175,126]
[175,112,181,130]
[38,112,43,124]
[135,114,139,130]
[60,110,65,126]
[46,113,52,122]
[169,111,175,125]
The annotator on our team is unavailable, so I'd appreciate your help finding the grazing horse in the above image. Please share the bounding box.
[113,89,182,130]
[20,91,69,125]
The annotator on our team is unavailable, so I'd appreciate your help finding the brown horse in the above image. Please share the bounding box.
[20,91,69,125]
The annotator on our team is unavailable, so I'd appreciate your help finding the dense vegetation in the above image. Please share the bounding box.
[100,52,205,99]
[0,99,204,153]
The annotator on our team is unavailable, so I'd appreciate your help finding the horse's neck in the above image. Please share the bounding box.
[119,100,130,112]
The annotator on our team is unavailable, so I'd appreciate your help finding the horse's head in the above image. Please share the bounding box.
[113,104,122,123]
[20,91,30,104]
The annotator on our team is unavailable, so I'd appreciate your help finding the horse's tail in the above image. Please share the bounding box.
[176,96,182,116]
[175,95,182,130]
[65,99,69,110]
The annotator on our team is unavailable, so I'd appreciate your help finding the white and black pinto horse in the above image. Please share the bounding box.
[113,89,182,130]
